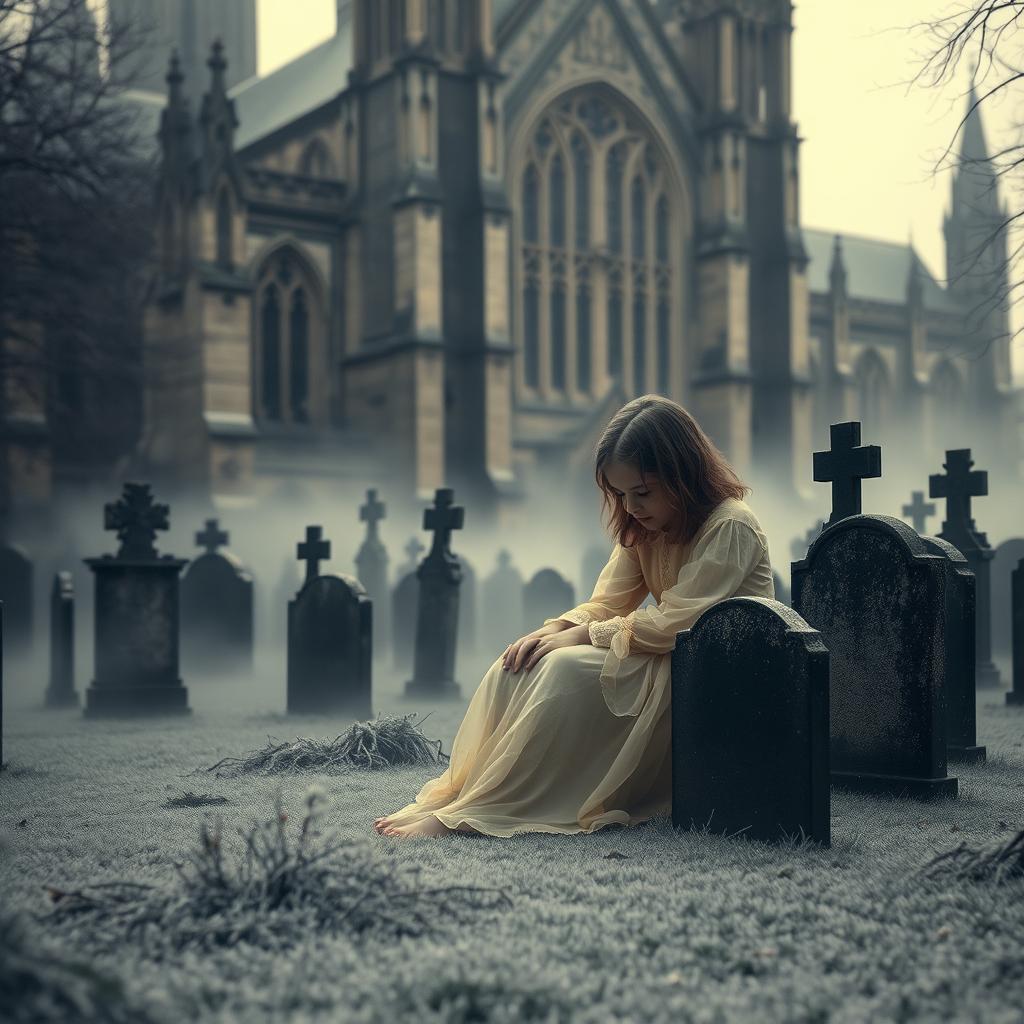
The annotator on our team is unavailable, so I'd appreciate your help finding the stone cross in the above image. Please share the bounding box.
[196,518,229,554]
[423,488,464,556]
[902,491,935,535]
[929,449,987,546]
[360,489,386,542]
[812,422,881,526]
[104,482,169,560]
[297,525,331,584]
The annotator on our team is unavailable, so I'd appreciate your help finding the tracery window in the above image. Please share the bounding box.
[514,91,681,400]
[216,187,233,268]
[855,349,889,432]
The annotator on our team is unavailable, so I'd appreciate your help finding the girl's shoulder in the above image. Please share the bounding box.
[701,497,768,539]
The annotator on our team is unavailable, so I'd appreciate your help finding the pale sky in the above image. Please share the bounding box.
[255,0,1024,375]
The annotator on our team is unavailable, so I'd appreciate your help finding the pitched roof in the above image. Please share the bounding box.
[229,24,354,152]
[802,227,961,314]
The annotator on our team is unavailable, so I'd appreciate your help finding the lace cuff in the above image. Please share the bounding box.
[544,609,594,627]
[588,615,633,651]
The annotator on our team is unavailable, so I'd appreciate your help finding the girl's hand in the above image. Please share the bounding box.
[502,623,591,674]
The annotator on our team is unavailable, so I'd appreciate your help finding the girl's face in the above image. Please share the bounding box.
[604,460,675,533]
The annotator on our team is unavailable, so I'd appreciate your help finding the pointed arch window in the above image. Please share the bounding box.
[523,165,539,244]
[576,288,592,393]
[632,295,647,393]
[657,298,670,395]
[608,290,623,376]
[855,350,889,431]
[290,288,309,423]
[631,177,646,261]
[551,284,566,389]
[216,188,233,268]
[524,280,540,388]
[261,286,282,421]
[299,137,334,178]
[549,153,565,248]
[606,143,625,253]
[656,196,669,264]
[572,133,589,249]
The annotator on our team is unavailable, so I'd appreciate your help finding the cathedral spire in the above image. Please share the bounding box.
[158,50,195,196]
[828,234,847,296]
[198,38,241,194]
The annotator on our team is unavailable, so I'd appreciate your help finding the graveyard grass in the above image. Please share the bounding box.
[3,650,1024,1023]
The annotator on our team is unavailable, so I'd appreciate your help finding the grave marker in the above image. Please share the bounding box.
[902,491,936,535]
[45,571,77,708]
[812,421,881,527]
[355,489,391,657]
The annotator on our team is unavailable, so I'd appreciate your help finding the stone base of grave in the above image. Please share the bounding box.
[948,744,987,764]
[403,678,463,701]
[831,770,958,800]
[1006,689,1024,706]
[44,687,79,709]
[976,662,1002,689]
[84,683,191,718]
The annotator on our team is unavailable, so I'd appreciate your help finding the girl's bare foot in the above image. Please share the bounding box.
[383,814,453,839]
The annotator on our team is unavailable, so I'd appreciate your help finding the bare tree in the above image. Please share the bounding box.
[0,0,161,520]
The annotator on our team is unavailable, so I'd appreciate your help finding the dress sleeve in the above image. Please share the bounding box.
[589,517,767,655]
[542,541,649,628]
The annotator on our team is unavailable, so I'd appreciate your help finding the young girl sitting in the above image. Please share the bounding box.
[375,394,775,839]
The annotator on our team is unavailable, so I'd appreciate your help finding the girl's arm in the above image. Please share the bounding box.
[542,542,649,630]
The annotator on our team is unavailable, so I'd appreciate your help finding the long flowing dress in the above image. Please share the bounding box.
[383,496,776,837]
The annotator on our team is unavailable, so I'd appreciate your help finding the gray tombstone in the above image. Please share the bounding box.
[354,489,390,658]
[83,483,190,718]
[1,602,4,769]
[0,543,32,658]
[930,449,1000,689]
[672,597,830,846]
[405,489,464,701]
[181,519,254,674]
[287,525,372,717]
[919,535,985,764]
[392,570,418,673]
[1009,559,1024,707]
[456,554,478,655]
[523,568,576,632]
[992,538,1024,660]
[481,550,525,658]
[792,515,957,799]
[45,571,77,708]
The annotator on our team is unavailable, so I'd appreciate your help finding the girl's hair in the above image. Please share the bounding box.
[595,394,750,548]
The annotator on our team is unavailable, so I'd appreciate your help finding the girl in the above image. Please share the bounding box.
[375,395,775,839]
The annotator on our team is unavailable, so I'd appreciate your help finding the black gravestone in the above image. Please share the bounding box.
[992,538,1024,660]
[392,571,418,673]
[792,515,957,799]
[354,489,390,658]
[405,489,464,701]
[287,525,372,717]
[456,554,478,655]
[1009,559,1024,707]
[672,597,830,845]
[930,449,1000,689]
[83,483,190,717]
[45,571,77,708]
[0,543,33,658]
[812,421,881,526]
[919,535,985,764]
[181,519,254,674]
[523,568,576,632]
[0,602,4,769]
[481,550,525,658]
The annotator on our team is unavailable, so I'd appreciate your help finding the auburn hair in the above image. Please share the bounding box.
[595,394,750,549]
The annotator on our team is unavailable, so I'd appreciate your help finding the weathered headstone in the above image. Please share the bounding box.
[287,525,372,717]
[812,421,881,526]
[523,568,576,632]
[1009,559,1024,706]
[83,483,191,717]
[919,535,985,763]
[0,602,4,770]
[181,519,254,674]
[902,491,936,535]
[930,449,1000,689]
[405,489,464,701]
[792,515,957,799]
[481,550,525,658]
[672,597,830,845]
[354,489,390,658]
[0,543,33,658]
[456,554,478,655]
[45,571,77,708]
[992,537,1024,660]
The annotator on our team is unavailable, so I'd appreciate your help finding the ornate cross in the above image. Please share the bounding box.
[423,488,464,558]
[196,518,229,554]
[297,525,331,584]
[812,421,882,525]
[360,489,386,541]
[929,449,988,546]
[104,482,169,560]
[901,491,935,535]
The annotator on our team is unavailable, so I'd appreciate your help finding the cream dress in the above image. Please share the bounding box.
[383,497,775,837]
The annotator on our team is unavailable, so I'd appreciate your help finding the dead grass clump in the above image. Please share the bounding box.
[163,792,230,809]
[0,909,154,1023]
[195,712,448,778]
[918,827,1024,884]
[45,789,511,956]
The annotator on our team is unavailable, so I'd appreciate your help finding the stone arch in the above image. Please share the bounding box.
[507,79,694,407]
[298,135,335,178]
[854,348,891,433]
